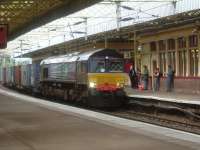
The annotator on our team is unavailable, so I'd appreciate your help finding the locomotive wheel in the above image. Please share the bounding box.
[43,85,48,97]
[68,89,77,102]
[41,85,45,96]
[48,86,53,97]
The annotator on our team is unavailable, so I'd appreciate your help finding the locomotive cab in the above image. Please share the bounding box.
[88,56,130,91]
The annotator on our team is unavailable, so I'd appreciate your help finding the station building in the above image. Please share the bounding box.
[23,9,200,94]
[136,13,200,94]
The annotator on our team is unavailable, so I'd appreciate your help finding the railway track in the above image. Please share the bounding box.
[68,97,200,135]
[97,96,200,134]
[105,108,200,135]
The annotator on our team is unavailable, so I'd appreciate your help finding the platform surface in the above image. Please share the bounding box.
[0,87,200,150]
[127,88,200,105]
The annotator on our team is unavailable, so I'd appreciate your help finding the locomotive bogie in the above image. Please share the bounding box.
[87,88,127,107]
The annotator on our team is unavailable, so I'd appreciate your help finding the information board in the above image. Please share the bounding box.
[0,24,8,49]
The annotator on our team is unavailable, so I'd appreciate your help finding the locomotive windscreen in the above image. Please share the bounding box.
[90,58,124,73]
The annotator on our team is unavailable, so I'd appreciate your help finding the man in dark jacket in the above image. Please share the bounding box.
[154,67,161,91]
[142,65,149,90]
[129,65,137,88]
[166,65,174,92]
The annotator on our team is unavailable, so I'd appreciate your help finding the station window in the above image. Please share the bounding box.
[178,37,186,49]
[189,35,198,47]
[167,39,175,50]
[159,53,166,74]
[189,49,199,76]
[150,41,157,51]
[158,40,166,51]
[178,50,187,76]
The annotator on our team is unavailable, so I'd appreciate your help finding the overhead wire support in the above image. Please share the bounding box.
[116,1,121,31]
[72,17,88,40]
[172,0,177,14]
[5,0,187,55]
[84,17,88,40]
[67,23,75,39]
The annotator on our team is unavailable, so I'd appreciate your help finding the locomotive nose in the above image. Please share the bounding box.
[88,73,130,91]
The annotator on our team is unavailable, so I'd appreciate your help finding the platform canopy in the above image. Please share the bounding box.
[0,0,101,41]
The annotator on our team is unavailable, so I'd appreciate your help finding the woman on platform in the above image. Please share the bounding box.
[154,67,161,91]
[142,65,149,90]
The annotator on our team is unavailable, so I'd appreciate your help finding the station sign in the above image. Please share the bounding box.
[0,24,8,49]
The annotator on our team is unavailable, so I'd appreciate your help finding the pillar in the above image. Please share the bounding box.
[134,30,137,70]
[165,40,169,74]
[198,32,200,76]
[186,36,190,77]
[175,38,179,76]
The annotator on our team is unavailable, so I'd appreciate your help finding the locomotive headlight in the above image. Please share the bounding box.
[117,82,124,88]
[89,82,96,88]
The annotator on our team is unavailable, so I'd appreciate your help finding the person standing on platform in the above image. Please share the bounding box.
[124,60,132,73]
[154,67,161,91]
[129,65,137,88]
[172,69,175,90]
[166,65,174,92]
[136,67,141,87]
[142,65,149,90]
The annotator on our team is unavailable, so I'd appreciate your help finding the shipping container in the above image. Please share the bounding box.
[14,66,21,88]
[31,63,40,92]
[6,66,14,86]
[21,64,32,88]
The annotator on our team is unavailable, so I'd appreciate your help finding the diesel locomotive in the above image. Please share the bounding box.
[40,48,131,107]
[1,48,131,107]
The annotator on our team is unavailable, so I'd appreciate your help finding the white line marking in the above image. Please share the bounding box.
[128,94,200,105]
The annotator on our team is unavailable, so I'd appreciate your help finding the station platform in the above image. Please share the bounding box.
[0,87,200,150]
[127,88,200,105]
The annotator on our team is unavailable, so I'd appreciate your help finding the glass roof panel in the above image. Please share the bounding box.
[2,0,200,57]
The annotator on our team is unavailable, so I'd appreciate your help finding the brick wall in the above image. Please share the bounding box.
[159,77,200,94]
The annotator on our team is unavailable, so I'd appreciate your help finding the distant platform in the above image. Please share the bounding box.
[127,88,200,105]
[0,87,200,150]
